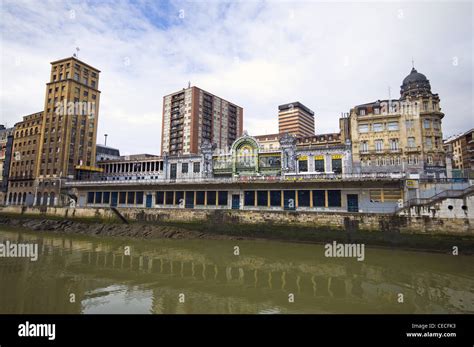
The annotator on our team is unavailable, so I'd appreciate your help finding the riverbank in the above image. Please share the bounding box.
[1,213,474,254]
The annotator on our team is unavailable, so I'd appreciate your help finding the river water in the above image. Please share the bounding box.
[0,228,473,314]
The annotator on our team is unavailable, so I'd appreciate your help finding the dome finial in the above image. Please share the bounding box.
[411,57,415,69]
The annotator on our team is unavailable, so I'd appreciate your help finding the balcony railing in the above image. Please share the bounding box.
[65,172,407,187]
[405,146,421,152]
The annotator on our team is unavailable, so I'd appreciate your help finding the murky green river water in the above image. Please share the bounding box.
[0,228,473,314]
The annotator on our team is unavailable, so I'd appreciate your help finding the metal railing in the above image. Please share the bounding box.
[396,185,474,214]
[64,172,407,187]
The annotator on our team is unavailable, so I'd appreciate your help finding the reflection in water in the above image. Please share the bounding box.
[0,229,473,314]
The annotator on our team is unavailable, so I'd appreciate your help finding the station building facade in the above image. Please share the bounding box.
[67,133,403,213]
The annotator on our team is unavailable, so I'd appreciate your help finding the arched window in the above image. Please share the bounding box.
[22,192,27,205]
[42,192,48,206]
[13,192,17,205]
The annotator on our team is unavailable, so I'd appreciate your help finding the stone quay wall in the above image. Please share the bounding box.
[0,205,472,235]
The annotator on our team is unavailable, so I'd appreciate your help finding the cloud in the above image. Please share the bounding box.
[1,0,472,154]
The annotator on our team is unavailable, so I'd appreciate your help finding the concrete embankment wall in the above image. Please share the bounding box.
[1,205,472,235]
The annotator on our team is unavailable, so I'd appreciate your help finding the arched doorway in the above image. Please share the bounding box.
[49,192,55,206]
[42,192,48,206]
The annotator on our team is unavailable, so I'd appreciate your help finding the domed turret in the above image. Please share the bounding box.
[400,67,432,99]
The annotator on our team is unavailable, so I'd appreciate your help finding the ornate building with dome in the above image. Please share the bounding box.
[349,66,446,184]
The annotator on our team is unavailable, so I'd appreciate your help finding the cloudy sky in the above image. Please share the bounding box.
[1,0,472,155]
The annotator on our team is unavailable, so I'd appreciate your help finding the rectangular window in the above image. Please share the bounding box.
[360,141,368,153]
[298,190,310,207]
[314,158,325,172]
[332,158,342,174]
[181,163,188,173]
[359,109,366,116]
[193,162,200,173]
[136,192,144,205]
[298,160,308,172]
[369,189,382,202]
[283,190,296,210]
[390,139,399,150]
[119,192,126,204]
[156,191,164,204]
[127,192,135,204]
[103,192,110,204]
[373,123,384,132]
[270,191,281,206]
[383,189,402,202]
[408,137,416,148]
[387,121,399,131]
[312,190,325,207]
[257,191,268,206]
[165,191,174,205]
[244,191,255,206]
[207,191,216,205]
[375,140,384,152]
[425,137,432,148]
[327,190,341,207]
[358,124,369,133]
[218,191,228,206]
[423,119,431,129]
[196,191,205,205]
[175,191,184,205]
[87,192,94,204]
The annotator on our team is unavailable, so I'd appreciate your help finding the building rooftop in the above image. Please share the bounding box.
[444,128,474,143]
[278,102,315,116]
[50,56,101,73]
[254,133,284,140]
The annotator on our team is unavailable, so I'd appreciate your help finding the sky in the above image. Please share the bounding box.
[1,0,473,155]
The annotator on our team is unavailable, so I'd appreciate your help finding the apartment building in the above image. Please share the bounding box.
[161,86,243,156]
[349,66,446,178]
[7,112,43,205]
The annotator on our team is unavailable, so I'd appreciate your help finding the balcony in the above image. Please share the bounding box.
[65,172,408,188]
[405,146,421,153]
